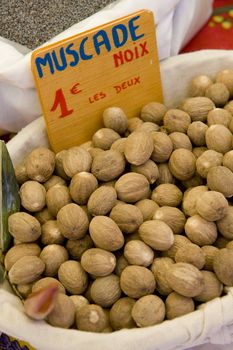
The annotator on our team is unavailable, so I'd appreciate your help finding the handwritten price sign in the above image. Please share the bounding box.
[31,10,163,152]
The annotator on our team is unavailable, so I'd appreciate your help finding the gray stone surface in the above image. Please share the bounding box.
[0,0,114,49]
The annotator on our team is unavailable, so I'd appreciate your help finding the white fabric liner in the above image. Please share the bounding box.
[1,50,233,350]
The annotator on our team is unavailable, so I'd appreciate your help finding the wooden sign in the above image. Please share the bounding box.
[31,10,163,152]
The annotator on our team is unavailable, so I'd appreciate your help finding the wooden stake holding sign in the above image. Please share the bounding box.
[31,10,163,152]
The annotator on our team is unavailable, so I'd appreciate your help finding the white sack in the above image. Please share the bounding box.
[0,0,212,134]
[2,50,233,350]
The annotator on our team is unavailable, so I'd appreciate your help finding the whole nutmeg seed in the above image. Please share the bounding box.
[196,150,223,178]
[139,220,174,251]
[217,206,233,239]
[40,244,68,277]
[166,262,204,297]
[120,265,156,298]
[4,243,41,271]
[58,260,88,294]
[141,102,167,124]
[91,149,125,181]
[152,184,183,207]
[151,132,173,163]
[47,294,75,328]
[115,254,129,277]
[213,248,233,286]
[8,212,41,243]
[124,131,154,166]
[181,97,215,122]
[69,172,98,205]
[187,121,208,146]
[163,109,191,133]
[127,117,143,133]
[90,274,121,307]
[103,107,128,134]
[192,147,208,158]
[196,191,228,221]
[207,166,233,198]
[124,240,154,267]
[41,220,65,245]
[87,186,117,216]
[63,146,92,178]
[185,215,217,246]
[153,206,186,234]
[20,181,46,212]
[194,270,223,302]
[205,83,230,106]
[55,150,70,180]
[92,128,121,150]
[76,304,109,332]
[169,148,196,180]
[89,216,124,251]
[182,186,208,216]
[216,69,233,96]
[165,292,195,320]
[132,295,165,327]
[15,162,29,185]
[46,185,72,217]
[9,256,45,284]
[190,75,213,97]
[66,235,93,260]
[137,121,160,133]
[110,203,143,234]
[109,297,136,330]
[151,257,174,295]
[115,173,149,203]
[175,244,205,270]
[205,124,232,154]
[57,203,89,240]
[207,108,231,127]
[182,171,204,189]
[26,147,55,183]
[81,248,116,276]
[169,132,192,150]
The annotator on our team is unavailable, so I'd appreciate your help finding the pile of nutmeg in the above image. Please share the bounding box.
[4,69,233,332]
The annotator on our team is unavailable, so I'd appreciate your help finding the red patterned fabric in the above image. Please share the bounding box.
[182,0,233,52]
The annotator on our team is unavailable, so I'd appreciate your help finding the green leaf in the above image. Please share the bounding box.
[0,141,20,252]
[0,262,6,284]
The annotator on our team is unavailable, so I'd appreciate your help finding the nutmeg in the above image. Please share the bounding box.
[141,102,167,125]
[4,243,41,271]
[8,212,41,243]
[196,150,223,178]
[201,245,219,271]
[194,270,223,302]
[217,206,233,239]
[43,175,66,191]
[69,172,98,205]
[25,147,55,183]
[213,248,233,286]
[32,277,66,294]
[115,173,150,203]
[9,256,45,284]
[57,203,89,240]
[190,75,213,97]
[40,244,68,277]
[58,260,88,294]
[152,184,182,207]
[216,69,233,96]
[131,295,165,327]
[196,191,228,221]
[151,132,173,163]
[223,150,233,172]
[131,159,159,184]
[207,166,233,197]
[87,186,117,216]
[182,186,209,216]
[185,215,217,246]
[139,220,174,251]
[175,244,205,270]
[90,274,121,307]
[187,121,208,146]
[169,132,192,150]
[207,108,231,127]
[91,149,125,181]
[135,199,159,221]
[169,148,196,181]
[110,203,143,234]
[205,124,232,154]
[120,265,156,298]
[205,83,230,106]
[55,150,70,180]
[89,216,124,251]
[156,162,175,185]
[20,181,46,212]
[153,206,186,235]
[103,107,128,134]
[66,235,93,260]
[124,240,154,267]
[124,131,154,166]
[109,297,136,330]
[47,294,75,328]
[163,109,191,133]
[41,220,65,245]
[46,185,72,217]
[63,146,92,178]
[181,97,215,122]
[165,292,195,320]
[151,257,174,295]
[76,304,109,332]
[81,248,116,277]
